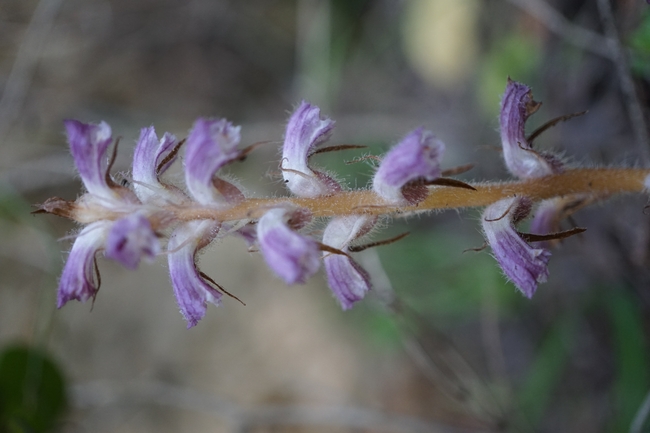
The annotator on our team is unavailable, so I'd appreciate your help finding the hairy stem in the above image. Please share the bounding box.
[171,168,649,222]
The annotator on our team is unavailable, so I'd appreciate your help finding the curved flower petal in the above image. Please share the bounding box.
[132,126,179,203]
[282,101,339,197]
[482,197,550,298]
[64,120,115,200]
[167,220,222,328]
[105,213,160,270]
[324,253,371,310]
[373,127,444,205]
[57,221,111,308]
[322,215,376,309]
[257,207,320,284]
[185,118,241,205]
[500,79,558,179]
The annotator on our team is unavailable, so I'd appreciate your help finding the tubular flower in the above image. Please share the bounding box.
[57,222,111,308]
[373,127,445,205]
[167,118,245,327]
[482,197,551,298]
[168,220,222,328]
[322,216,376,310]
[281,101,341,197]
[54,121,159,307]
[105,213,160,270]
[257,206,320,285]
[500,79,562,179]
[132,126,186,206]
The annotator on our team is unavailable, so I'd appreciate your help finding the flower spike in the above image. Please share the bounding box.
[482,197,550,298]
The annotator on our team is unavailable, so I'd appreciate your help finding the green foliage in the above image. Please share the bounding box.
[381,227,519,321]
[478,32,541,117]
[0,345,67,433]
[516,317,575,427]
[629,11,650,78]
[606,290,650,432]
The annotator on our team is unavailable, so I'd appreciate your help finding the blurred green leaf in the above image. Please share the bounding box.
[478,32,541,117]
[380,228,519,321]
[517,318,575,427]
[629,11,650,77]
[345,304,402,351]
[606,290,650,432]
[0,345,67,432]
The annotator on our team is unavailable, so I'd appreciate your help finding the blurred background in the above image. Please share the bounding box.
[1,0,650,431]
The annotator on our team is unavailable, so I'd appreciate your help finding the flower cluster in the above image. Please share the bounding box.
[39,79,630,327]
[40,98,467,327]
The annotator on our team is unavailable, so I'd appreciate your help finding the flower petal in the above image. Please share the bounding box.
[322,215,376,309]
[57,221,111,308]
[132,126,180,203]
[184,118,241,205]
[482,197,550,298]
[282,101,338,197]
[324,253,371,310]
[64,120,115,200]
[105,213,160,270]
[257,207,320,285]
[373,127,444,204]
[500,79,557,179]
[167,220,222,328]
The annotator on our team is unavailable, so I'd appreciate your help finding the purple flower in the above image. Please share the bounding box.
[282,101,341,197]
[57,222,111,308]
[322,215,376,309]
[482,197,550,298]
[500,79,561,179]
[257,207,320,284]
[105,213,160,270]
[65,120,115,199]
[373,127,444,205]
[185,118,243,205]
[57,121,159,308]
[132,126,186,205]
[162,118,248,327]
[167,220,222,328]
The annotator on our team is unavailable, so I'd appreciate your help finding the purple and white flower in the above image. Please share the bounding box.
[56,121,160,307]
[322,215,376,310]
[373,127,445,205]
[500,79,561,179]
[167,220,222,328]
[132,126,186,205]
[282,101,341,197]
[482,196,550,298]
[257,206,320,285]
[165,118,246,327]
